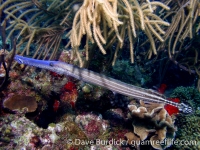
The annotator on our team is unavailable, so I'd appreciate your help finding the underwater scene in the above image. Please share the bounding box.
[0,0,200,149]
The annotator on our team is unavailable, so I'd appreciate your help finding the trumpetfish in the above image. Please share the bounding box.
[14,55,193,114]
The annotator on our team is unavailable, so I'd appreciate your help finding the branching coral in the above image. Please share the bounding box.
[0,0,72,62]
[1,0,199,96]
[68,0,170,67]
[157,0,199,58]
[138,0,200,89]
[154,0,200,79]
[135,1,170,58]
[0,0,199,74]
[68,0,130,67]
[0,0,172,67]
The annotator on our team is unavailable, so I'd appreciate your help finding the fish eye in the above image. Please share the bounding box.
[49,62,54,67]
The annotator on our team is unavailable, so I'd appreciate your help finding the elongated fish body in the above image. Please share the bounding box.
[14,55,193,113]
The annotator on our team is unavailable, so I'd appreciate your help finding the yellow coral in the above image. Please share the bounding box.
[69,0,170,67]
[69,0,124,67]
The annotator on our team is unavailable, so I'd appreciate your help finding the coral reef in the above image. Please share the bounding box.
[0,114,50,149]
[0,58,199,149]
[0,113,89,149]
[1,0,199,73]
[0,1,199,150]
[126,101,176,150]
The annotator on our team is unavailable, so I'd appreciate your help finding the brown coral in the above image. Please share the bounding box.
[3,94,37,112]
[126,102,176,150]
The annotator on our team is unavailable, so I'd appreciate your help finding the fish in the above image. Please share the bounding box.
[14,55,193,114]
